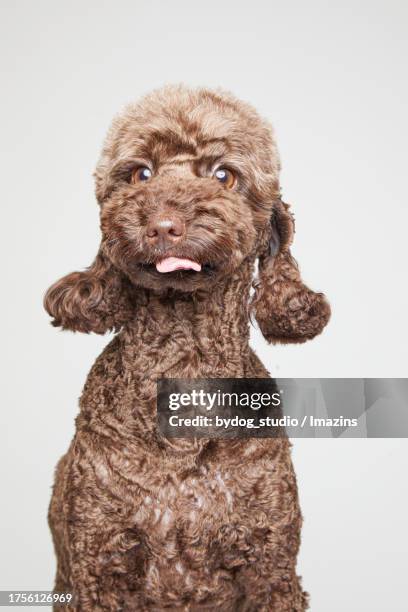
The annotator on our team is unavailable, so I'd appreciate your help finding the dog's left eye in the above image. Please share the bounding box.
[131,166,152,183]
[213,167,236,189]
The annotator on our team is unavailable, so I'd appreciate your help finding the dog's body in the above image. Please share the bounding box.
[45,86,330,610]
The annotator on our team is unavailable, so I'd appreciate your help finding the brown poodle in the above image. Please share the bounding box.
[44,85,330,611]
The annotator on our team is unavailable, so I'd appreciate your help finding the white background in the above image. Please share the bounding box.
[1,1,407,610]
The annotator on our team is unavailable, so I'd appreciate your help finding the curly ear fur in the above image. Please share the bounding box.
[44,251,135,334]
[252,200,331,344]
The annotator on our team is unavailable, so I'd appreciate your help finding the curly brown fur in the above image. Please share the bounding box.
[253,200,331,344]
[45,85,330,611]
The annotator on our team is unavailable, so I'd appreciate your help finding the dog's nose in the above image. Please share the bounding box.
[146,216,185,248]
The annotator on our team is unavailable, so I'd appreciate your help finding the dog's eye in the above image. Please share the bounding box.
[131,166,152,183]
[214,167,236,189]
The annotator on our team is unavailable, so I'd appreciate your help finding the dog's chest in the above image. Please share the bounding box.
[118,460,271,583]
[131,466,235,539]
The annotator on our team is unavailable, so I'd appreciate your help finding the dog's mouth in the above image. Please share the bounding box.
[156,257,202,273]
[137,257,217,276]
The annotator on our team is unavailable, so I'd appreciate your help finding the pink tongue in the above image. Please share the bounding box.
[156,257,201,273]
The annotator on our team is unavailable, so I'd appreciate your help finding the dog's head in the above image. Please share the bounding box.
[94,86,279,292]
[44,85,330,341]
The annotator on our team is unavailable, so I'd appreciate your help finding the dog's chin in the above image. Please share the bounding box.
[127,261,227,293]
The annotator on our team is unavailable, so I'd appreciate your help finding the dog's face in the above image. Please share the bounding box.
[95,86,280,292]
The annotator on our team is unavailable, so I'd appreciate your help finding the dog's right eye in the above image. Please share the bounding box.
[213,167,236,189]
[131,166,152,183]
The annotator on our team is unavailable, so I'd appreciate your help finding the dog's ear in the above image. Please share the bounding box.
[44,250,135,334]
[252,199,331,344]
